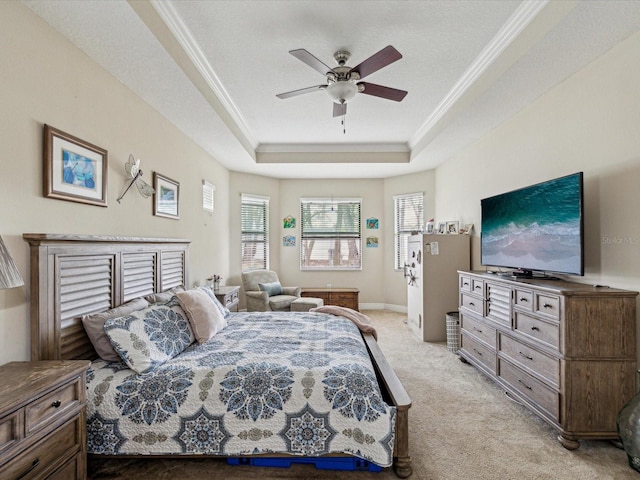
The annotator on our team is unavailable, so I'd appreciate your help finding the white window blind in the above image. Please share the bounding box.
[202,180,215,213]
[300,198,361,271]
[241,194,269,272]
[394,192,424,269]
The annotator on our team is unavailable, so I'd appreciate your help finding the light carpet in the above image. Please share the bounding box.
[88,310,636,480]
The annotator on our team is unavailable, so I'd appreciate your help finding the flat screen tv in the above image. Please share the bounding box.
[481,172,584,277]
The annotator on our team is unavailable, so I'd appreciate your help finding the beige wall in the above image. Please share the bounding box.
[0,2,231,364]
[435,29,640,315]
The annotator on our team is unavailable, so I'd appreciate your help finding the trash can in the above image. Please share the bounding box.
[446,311,460,353]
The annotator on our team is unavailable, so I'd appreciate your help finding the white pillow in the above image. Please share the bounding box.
[176,289,227,343]
[104,298,194,374]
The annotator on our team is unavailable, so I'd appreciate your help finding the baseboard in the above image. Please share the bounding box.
[360,303,407,313]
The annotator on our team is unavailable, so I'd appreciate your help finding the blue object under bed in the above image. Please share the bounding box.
[227,456,383,472]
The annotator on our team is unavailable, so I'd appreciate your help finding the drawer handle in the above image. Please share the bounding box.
[543,303,553,309]
[519,297,528,302]
[530,326,540,332]
[473,348,483,357]
[468,302,475,306]
[475,285,482,290]
[51,400,61,408]
[518,351,533,361]
[472,327,483,333]
[518,379,532,390]
[17,459,40,480]
[463,282,469,286]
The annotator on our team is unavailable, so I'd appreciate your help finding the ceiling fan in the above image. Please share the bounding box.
[276,45,408,118]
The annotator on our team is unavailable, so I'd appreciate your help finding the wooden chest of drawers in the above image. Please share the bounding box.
[0,361,90,480]
[301,288,359,311]
[458,270,637,449]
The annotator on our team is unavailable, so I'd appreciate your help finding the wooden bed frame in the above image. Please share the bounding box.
[23,233,412,478]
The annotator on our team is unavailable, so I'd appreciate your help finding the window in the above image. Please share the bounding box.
[202,180,215,213]
[394,192,424,270]
[300,198,361,270]
[241,194,269,271]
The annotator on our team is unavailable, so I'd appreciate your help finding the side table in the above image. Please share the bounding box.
[214,285,240,312]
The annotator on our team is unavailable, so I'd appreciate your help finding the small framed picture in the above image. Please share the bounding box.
[426,221,435,234]
[366,236,379,247]
[283,216,296,228]
[44,125,108,207]
[437,222,446,234]
[366,218,379,229]
[153,172,180,219]
[459,224,474,235]
[283,235,295,247]
[446,221,459,234]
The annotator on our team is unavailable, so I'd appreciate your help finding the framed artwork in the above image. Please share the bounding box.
[44,124,108,207]
[446,221,459,234]
[153,172,180,219]
[283,235,295,247]
[459,223,474,235]
[437,222,446,234]
[366,218,379,229]
[426,221,435,234]
[283,216,296,228]
[366,236,379,248]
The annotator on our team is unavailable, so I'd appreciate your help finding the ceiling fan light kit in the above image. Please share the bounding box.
[277,45,407,127]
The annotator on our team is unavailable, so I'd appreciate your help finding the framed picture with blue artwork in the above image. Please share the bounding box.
[153,172,180,219]
[366,217,379,229]
[44,124,108,207]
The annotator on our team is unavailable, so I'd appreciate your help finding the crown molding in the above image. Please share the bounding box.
[150,0,258,151]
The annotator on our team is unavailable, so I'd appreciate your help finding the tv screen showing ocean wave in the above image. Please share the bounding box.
[481,173,583,275]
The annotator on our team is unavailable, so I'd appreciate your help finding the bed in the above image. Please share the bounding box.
[23,234,412,477]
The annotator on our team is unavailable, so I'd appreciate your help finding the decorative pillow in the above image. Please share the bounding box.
[258,281,283,297]
[144,285,185,304]
[176,289,227,343]
[82,297,150,362]
[199,285,231,318]
[104,298,195,374]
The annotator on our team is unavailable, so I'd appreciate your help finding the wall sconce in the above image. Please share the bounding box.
[0,236,24,289]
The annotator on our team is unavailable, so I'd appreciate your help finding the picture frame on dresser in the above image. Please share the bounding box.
[43,124,108,207]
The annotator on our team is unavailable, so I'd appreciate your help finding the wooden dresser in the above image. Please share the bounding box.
[301,288,359,311]
[0,361,90,480]
[458,270,637,449]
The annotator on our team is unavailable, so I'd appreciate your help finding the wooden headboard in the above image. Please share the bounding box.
[23,234,190,361]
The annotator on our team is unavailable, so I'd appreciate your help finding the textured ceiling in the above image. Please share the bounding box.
[22,0,640,178]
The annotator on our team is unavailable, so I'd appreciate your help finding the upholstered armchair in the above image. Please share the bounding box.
[241,270,301,312]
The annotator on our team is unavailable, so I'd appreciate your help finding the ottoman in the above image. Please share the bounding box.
[291,297,324,312]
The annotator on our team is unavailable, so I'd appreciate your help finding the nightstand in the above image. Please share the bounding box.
[214,285,240,312]
[0,360,90,480]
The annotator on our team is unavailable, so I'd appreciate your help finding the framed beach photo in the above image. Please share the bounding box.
[44,124,108,207]
[153,172,180,219]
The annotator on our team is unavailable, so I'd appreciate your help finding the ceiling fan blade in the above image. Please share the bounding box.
[289,49,335,76]
[333,102,347,117]
[350,45,402,80]
[358,82,407,102]
[276,85,326,99]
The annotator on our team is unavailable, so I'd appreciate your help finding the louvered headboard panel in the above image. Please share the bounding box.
[23,234,190,361]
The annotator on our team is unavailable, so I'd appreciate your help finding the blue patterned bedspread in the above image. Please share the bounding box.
[86,311,396,466]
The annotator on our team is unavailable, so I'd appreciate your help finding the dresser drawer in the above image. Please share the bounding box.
[498,334,559,387]
[25,378,82,436]
[0,416,81,480]
[513,288,534,311]
[514,311,560,351]
[0,410,22,456]
[461,333,496,373]
[498,359,559,420]
[535,293,561,319]
[460,275,472,292]
[460,293,483,315]
[461,313,496,348]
